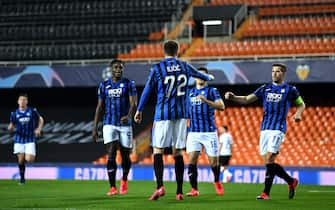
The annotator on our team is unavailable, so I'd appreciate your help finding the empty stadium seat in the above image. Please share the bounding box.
[0,0,190,60]
[111,106,334,167]
[211,0,335,6]
[243,16,335,38]
[191,37,335,57]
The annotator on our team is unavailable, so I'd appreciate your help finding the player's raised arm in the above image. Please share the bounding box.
[134,68,155,124]
[187,63,214,81]
[225,92,258,105]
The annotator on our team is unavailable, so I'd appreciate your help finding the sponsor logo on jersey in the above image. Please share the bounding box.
[19,117,30,124]
[266,93,282,102]
[190,96,202,105]
[108,88,123,97]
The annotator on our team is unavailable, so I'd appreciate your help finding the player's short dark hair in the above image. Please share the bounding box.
[272,63,287,72]
[222,125,228,131]
[163,40,179,56]
[198,67,208,74]
[109,59,124,67]
[18,93,28,99]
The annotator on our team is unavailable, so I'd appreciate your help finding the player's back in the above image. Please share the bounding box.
[151,57,190,120]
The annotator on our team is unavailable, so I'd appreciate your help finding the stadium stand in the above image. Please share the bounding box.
[211,0,335,6]
[258,4,335,16]
[1,0,334,168]
[191,37,335,57]
[121,106,334,167]
[243,16,335,37]
[93,106,335,167]
[0,0,190,60]
[118,43,190,59]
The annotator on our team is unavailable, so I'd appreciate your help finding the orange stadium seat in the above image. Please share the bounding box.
[191,37,335,57]
[211,0,335,6]
[243,16,335,38]
[119,43,189,59]
[259,5,335,16]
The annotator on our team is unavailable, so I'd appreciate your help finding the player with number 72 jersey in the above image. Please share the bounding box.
[137,57,213,120]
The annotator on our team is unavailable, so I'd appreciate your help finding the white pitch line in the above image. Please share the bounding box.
[307,190,335,193]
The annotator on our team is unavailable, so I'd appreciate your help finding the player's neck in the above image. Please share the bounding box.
[18,106,27,111]
[196,83,206,89]
[164,55,175,59]
[273,81,284,85]
[112,77,121,83]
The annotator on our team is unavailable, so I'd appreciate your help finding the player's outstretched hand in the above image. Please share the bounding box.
[197,94,206,101]
[34,128,42,137]
[225,92,235,100]
[208,74,215,81]
[120,116,129,125]
[92,130,99,143]
[134,111,142,124]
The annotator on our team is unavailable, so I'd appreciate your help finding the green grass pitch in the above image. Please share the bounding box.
[0,180,334,210]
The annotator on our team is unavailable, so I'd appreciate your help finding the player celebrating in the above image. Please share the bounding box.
[92,59,137,196]
[186,67,225,197]
[134,40,214,201]
[218,125,233,183]
[8,93,44,185]
[225,63,305,200]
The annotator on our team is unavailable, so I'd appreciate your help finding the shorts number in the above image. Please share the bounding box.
[273,135,281,146]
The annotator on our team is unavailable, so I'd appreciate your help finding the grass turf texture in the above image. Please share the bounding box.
[0,180,334,210]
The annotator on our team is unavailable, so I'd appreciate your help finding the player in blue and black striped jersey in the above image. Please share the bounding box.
[225,63,305,200]
[186,67,225,197]
[92,59,137,196]
[134,40,214,201]
[8,93,44,184]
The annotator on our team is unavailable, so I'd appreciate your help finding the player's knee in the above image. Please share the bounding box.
[153,147,164,154]
[188,152,199,165]
[173,148,183,156]
[107,152,116,160]
[25,156,35,163]
[209,158,219,168]
[18,159,25,164]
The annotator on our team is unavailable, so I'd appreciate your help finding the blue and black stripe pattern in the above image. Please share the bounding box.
[98,78,137,126]
[253,83,300,132]
[10,107,40,143]
[137,57,212,121]
[188,86,221,132]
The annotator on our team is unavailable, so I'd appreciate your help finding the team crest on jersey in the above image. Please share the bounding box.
[281,88,285,93]
[108,88,123,97]
[27,112,30,116]
[120,83,124,88]
[201,91,205,95]
[266,93,282,102]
